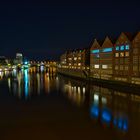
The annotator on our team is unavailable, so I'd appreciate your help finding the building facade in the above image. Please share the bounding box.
[113,32,131,82]
[59,31,140,85]
[100,36,114,80]
[131,32,140,84]
[90,39,101,78]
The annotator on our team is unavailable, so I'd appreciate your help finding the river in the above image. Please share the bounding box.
[0,67,140,140]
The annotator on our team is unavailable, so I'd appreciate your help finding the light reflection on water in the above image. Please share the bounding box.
[0,68,140,139]
[7,66,57,100]
[60,76,140,138]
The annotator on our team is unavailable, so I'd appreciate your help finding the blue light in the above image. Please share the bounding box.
[24,61,28,65]
[118,118,123,129]
[123,120,128,131]
[90,105,99,118]
[125,45,129,50]
[102,48,112,52]
[116,46,119,51]
[120,45,125,50]
[91,49,99,54]
[101,108,111,124]
[24,69,29,99]
[113,118,117,126]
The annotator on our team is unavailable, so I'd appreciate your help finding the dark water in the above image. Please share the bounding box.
[0,67,140,140]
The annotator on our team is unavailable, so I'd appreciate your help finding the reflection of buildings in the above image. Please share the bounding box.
[8,67,58,99]
[90,85,140,134]
[62,78,86,106]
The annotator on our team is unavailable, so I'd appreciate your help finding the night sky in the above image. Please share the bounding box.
[0,0,140,60]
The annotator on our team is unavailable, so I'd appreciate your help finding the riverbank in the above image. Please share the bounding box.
[58,70,140,94]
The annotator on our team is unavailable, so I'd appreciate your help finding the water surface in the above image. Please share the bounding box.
[0,67,140,140]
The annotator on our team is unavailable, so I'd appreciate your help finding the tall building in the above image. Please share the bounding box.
[16,53,23,65]
[90,39,102,78]
[100,36,114,80]
[131,32,140,84]
[113,32,132,82]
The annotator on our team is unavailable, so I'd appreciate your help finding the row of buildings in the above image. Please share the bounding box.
[0,53,23,71]
[59,31,140,85]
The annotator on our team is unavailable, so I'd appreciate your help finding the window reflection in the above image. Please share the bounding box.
[90,86,130,132]
[63,81,85,106]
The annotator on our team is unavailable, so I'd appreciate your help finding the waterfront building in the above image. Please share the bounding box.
[131,32,140,84]
[59,31,140,85]
[113,32,132,82]
[72,48,89,70]
[15,53,23,65]
[100,36,114,80]
[60,52,67,68]
[90,39,102,78]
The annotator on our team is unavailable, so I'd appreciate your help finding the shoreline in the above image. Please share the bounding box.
[58,71,140,95]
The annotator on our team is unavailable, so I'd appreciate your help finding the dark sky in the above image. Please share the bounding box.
[0,0,140,60]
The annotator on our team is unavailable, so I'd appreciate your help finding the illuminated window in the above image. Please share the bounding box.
[120,45,125,50]
[91,49,99,53]
[69,63,71,66]
[125,45,129,50]
[94,65,99,69]
[74,57,77,60]
[68,58,72,60]
[102,65,108,69]
[120,52,124,57]
[115,66,118,70]
[125,52,129,57]
[78,57,81,60]
[102,48,112,52]
[115,53,119,57]
[116,46,119,51]
[78,63,81,66]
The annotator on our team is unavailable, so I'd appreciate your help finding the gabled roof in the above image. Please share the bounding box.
[123,32,133,41]
[132,31,140,40]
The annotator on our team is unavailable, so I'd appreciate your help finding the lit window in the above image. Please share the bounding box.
[125,52,129,57]
[125,45,129,50]
[115,53,119,57]
[102,65,108,69]
[78,63,81,66]
[102,48,112,52]
[94,65,99,69]
[74,57,77,60]
[69,63,71,66]
[115,66,118,70]
[120,45,125,50]
[78,57,81,60]
[91,49,99,53]
[68,58,72,60]
[120,52,124,57]
[116,46,119,51]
